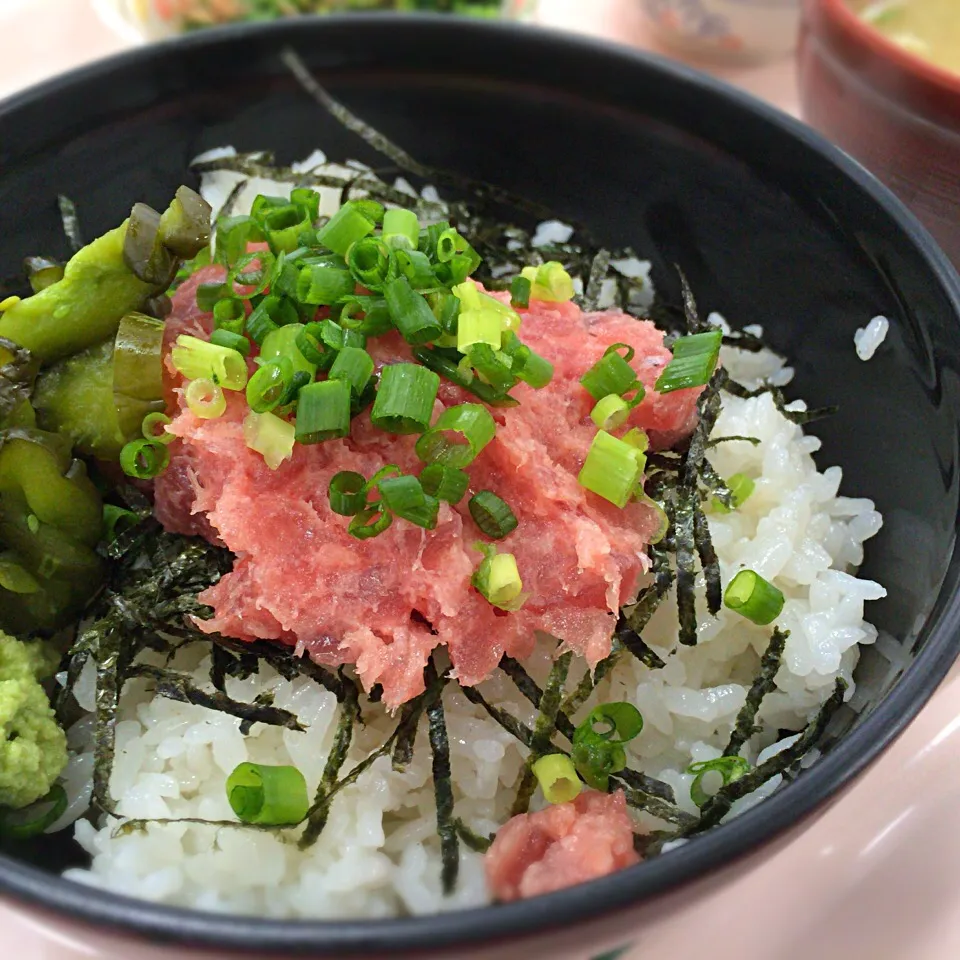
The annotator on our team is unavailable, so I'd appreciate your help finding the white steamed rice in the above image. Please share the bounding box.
[58,158,886,918]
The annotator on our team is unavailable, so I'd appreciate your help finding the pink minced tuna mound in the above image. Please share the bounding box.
[484,789,640,901]
[155,269,701,707]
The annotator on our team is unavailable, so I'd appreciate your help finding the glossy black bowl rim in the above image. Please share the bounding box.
[2,14,960,956]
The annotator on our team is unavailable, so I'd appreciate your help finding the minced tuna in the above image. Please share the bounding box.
[484,789,639,901]
[155,269,701,707]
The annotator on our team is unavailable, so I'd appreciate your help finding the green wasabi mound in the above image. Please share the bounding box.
[0,632,67,810]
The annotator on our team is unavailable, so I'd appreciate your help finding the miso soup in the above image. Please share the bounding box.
[854,0,960,75]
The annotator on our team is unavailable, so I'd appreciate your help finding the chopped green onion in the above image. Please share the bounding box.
[510,275,531,309]
[571,702,643,790]
[142,412,173,444]
[532,754,582,805]
[384,276,442,345]
[247,295,296,346]
[171,335,248,391]
[185,377,227,419]
[243,410,295,470]
[430,290,461,337]
[469,491,518,540]
[215,215,263,267]
[457,308,502,352]
[622,427,649,453]
[521,261,575,302]
[297,263,355,306]
[712,472,756,514]
[378,474,440,530]
[415,402,496,468]
[472,544,524,611]
[269,252,302,301]
[250,194,289,221]
[500,332,554,388]
[295,379,351,444]
[290,187,321,223]
[591,394,632,430]
[436,227,462,262]
[419,220,451,259]
[278,371,311,408]
[578,430,644,508]
[413,346,518,408]
[347,237,393,290]
[328,471,368,516]
[468,343,517,393]
[209,328,250,357]
[246,358,294,415]
[371,363,439,434]
[395,249,438,289]
[339,296,394,337]
[329,346,374,396]
[382,207,420,250]
[451,281,481,312]
[197,281,228,313]
[687,756,751,808]
[120,438,170,479]
[655,330,723,394]
[579,344,637,401]
[260,323,317,379]
[295,321,329,367]
[262,204,312,254]
[419,464,470,504]
[349,506,393,540]
[723,570,785,625]
[0,784,68,840]
[213,297,246,334]
[316,201,376,257]
[226,762,308,826]
[102,504,141,543]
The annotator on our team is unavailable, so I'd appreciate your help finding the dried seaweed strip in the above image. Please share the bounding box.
[694,504,722,616]
[677,267,709,334]
[705,435,760,448]
[391,696,426,771]
[425,663,459,894]
[460,685,534,747]
[91,627,122,812]
[582,248,611,311]
[721,376,838,426]
[58,195,83,252]
[695,678,847,831]
[510,652,572,816]
[114,817,291,838]
[721,331,766,353]
[673,489,698,646]
[697,459,734,510]
[299,682,361,848]
[454,819,493,854]
[131,665,304,732]
[615,621,666,670]
[723,628,789,759]
[615,783,697,828]
[560,645,623,717]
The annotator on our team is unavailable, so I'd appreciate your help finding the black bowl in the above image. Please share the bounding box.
[2,13,960,959]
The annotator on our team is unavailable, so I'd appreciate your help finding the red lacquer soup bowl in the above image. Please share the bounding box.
[799,0,960,265]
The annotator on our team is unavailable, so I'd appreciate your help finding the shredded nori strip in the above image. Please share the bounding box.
[560,644,624,717]
[677,267,710,334]
[460,685,535,746]
[454,818,493,854]
[721,376,838,426]
[425,660,459,894]
[723,628,789,759]
[57,195,83,252]
[673,490,699,646]
[582,248,611,311]
[299,680,361,848]
[618,543,674,665]
[694,504,722,616]
[613,782,698,829]
[391,696,426,771]
[697,458,735,510]
[694,678,847,831]
[705,435,761,448]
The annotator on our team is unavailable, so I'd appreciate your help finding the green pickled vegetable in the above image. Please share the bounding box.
[0,189,210,365]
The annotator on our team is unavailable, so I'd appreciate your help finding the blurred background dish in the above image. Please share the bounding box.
[798,0,960,266]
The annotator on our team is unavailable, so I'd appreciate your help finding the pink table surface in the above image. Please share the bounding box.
[7,5,957,960]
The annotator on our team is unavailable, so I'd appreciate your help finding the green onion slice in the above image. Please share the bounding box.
[578,430,644,508]
[590,394,631,431]
[0,784,68,840]
[349,506,393,540]
[469,491,518,540]
[687,756,751,808]
[457,308,502,353]
[581,702,644,744]
[510,275,531,309]
[170,335,248,391]
[532,754,582,805]
[347,236,394,291]
[316,201,376,257]
[328,471,368,516]
[243,410,296,470]
[382,207,420,250]
[246,358,294,415]
[419,464,469,504]
[209,328,251,357]
[723,570,785,625]
[579,344,637,401]
[712,472,756,514]
[371,363,440,435]
[120,438,170,479]
[329,346,374,396]
[378,475,440,530]
[295,379,351,444]
[521,261,575,302]
[472,544,525,611]
[212,296,246,334]
[468,343,517,393]
[571,702,643,791]
[395,248,438,289]
[186,378,227,420]
[297,263,356,307]
[655,330,723,394]
[384,276,442,346]
[226,762,308,826]
[500,331,554,389]
[141,412,173,444]
[415,403,496,468]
